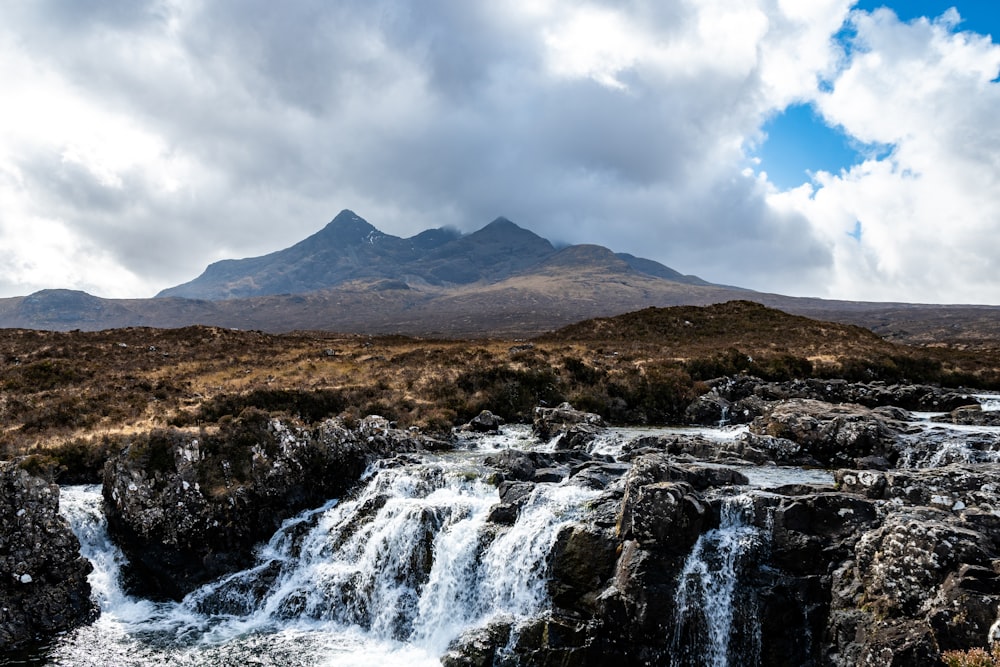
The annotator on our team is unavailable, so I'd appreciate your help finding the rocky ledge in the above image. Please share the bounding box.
[102,410,447,599]
[0,461,95,653]
[446,398,1000,667]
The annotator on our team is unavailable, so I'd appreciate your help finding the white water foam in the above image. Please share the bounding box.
[51,452,598,666]
[670,495,765,667]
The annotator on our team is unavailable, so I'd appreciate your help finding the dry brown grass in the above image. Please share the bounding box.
[2,302,999,482]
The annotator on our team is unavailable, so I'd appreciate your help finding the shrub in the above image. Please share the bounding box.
[4,359,91,392]
[942,645,1000,667]
[193,388,348,424]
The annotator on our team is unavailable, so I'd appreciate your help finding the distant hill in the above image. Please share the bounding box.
[1,210,999,344]
[540,300,899,361]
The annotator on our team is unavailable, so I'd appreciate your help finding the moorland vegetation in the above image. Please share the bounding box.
[2,301,999,484]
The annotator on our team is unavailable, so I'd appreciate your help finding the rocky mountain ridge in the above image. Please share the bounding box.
[157,210,709,300]
[0,210,998,343]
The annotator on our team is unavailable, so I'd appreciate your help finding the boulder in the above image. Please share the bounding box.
[683,393,733,426]
[932,405,1000,427]
[533,402,605,440]
[750,398,904,467]
[554,423,602,451]
[465,410,504,433]
[0,462,96,652]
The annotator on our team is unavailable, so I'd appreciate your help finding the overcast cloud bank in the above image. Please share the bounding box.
[0,1,997,304]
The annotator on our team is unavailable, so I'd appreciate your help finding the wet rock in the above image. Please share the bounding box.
[483,449,577,485]
[464,410,504,433]
[487,480,535,525]
[533,402,605,440]
[618,457,707,553]
[932,405,1000,427]
[533,468,565,483]
[750,398,904,467]
[768,492,880,576]
[0,462,96,652]
[441,619,513,667]
[550,525,619,616]
[102,411,434,599]
[568,461,630,491]
[554,423,602,451]
[683,393,733,426]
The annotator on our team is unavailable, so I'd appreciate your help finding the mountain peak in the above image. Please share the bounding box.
[485,216,516,227]
[317,210,382,245]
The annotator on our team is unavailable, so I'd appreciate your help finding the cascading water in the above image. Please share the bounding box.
[47,452,599,666]
[670,494,766,667]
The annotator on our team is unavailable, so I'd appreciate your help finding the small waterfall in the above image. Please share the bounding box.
[670,494,766,667]
[52,453,598,665]
[717,404,731,428]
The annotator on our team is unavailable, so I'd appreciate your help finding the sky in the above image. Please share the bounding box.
[0,1,998,305]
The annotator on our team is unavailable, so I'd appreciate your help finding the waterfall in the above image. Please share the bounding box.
[52,453,598,666]
[670,494,765,667]
[718,404,731,428]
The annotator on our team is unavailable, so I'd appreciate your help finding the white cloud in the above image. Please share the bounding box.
[0,0,996,306]
[771,6,1000,303]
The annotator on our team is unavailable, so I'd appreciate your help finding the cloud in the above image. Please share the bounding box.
[770,6,1000,303]
[0,1,996,304]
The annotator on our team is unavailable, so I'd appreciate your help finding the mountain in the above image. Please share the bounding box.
[2,210,999,343]
[156,210,707,300]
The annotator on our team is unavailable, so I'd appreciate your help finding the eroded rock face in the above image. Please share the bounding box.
[102,412,437,599]
[821,464,1000,665]
[0,462,96,653]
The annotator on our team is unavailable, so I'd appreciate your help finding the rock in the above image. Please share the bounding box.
[617,456,708,553]
[533,402,605,440]
[568,461,630,491]
[683,393,733,426]
[554,423,602,451]
[441,619,513,667]
[0,462,96,652]
[709,375,973,412]
[750,398,904,467]
[102,411,434,599]
[483,449,542,483]
[768,492,880,576]
[465,410,504,433]
[486,480,535,525]
[549,525,619,616]
[932,405,1000,427]
[824,503,1000,664]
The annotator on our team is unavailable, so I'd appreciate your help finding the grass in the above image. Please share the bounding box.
[2,301,1000,482]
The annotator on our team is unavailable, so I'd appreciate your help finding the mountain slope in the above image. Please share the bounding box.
[156,211,703,300]
[3,211,999,343]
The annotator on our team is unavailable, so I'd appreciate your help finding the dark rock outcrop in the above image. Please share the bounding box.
[102,412,437,599]
[932,405,1000,427]
[533,402,605,440]
[0,462,96,652]
[707,376,974,413]
[750,398,905,467]
[463,410,504,433]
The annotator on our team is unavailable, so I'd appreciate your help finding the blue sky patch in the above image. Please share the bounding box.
[755,104,869,189]
[852,1,999,38]
[755,1,996,191]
